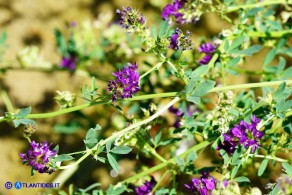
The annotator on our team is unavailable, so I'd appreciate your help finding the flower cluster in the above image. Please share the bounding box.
[185,172,217,195]
[19,141,57,174]
[107,62,140,101]
[135,177,156,195]
[116,7,146,32]
[60,55,77,70]
[198,43,216,65]
[169,28,192,50]
[161,0,200,24]
[217,115,264,155]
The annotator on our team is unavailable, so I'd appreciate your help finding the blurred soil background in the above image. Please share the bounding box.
[0,0,286,194]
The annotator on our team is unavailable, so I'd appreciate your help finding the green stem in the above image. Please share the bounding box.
[0,80,291,122]
[226,0,288,13]
[140,62,163,80]
[119,141,210,185]
[137,133,167,162]
[151,170,169,193]
[227,30,292,39]
[59,97,181,169]
[0,88,14,113]
[249,154,288,163]
[166,60,189,85]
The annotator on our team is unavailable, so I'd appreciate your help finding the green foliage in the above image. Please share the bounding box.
[84,124,101,149]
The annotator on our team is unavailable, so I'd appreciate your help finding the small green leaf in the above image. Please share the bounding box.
[106,142,112,153]
[229,36,244,51]
[191,66,209,77]
[151,25,157,40]
[191,80,216,97]
[282,162,292,175]
[154,129,162,145]
[237,45,263,56]
[107,153,119,171]
[232,146,243,164]
[231,165,240,179]
[54,154,74,162]
[13,118,36,128]
[158,21,169,37]
[264,49,276,66]
[233,176,250,183]
[111,146,132,154]
[226,56,241,67]
[258,159,269,176]
[186,151,198,163]
[15,107,32,118]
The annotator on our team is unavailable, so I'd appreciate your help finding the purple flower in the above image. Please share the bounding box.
[217,115,264,155]
[185,172,217,195]
[19,141,57,174]
[116,7,146,30]
[198,43,216,54]
[161,0,186,24]
[107,62,140,101]
[198,55,212,65]
[198,42,216,65]
[60,56,77,70]
[135,177,156,195]
[169,28,192,50]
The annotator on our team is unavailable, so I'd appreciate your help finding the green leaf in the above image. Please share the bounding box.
[258,159,269,176]
[13,118,36,128]
[53,145,59,153]
[54,154,74,162]
[229,36,244,51]
[237,45,263,56]
[233,176,250,183]
[276,57,286,74]
[231,146,243,164]
[264,49,276,66]
[15,107,32,118]
[111,146,132,154]
[191,80,216,97]
[186,151,198,163]
[231,165,240,179]
[282,162,292,175]
[154,129,162,145]
[106,142,112,153]
[151,25,157,40]
[54,29,67,55]
[107,153,119,171]
[106,185,127,195]
[226,56,241,67]
[158,21,169,37]
[84,125,101,149]
[191,66,209,77]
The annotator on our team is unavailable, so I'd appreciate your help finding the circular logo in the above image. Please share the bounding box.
[14,182,22,189]
[5,182,12,189]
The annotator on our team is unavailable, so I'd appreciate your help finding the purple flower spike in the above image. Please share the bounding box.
[198,43,216,54]
[217,115,264,155]
[135,177,156,195]
[169,28,192,50]
[60,56,77,70]
[185,171,217,195]
[198,42,216,65]
[198,55,212,65]
[107,62,140,101]
[19,141,57,174]
[116,7,146,30]
[161,0,186,24]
